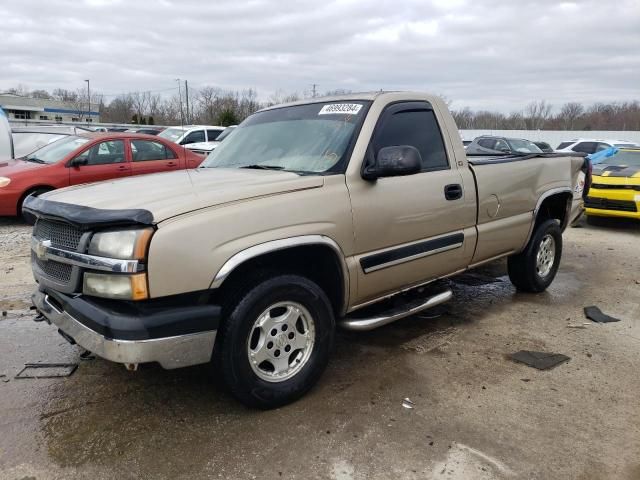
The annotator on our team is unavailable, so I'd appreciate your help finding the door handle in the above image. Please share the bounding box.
[117,165,127,171]
[167,162,177,167]
[444,184,463,200]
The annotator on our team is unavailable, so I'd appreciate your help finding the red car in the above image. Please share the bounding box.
[0,133,204,216]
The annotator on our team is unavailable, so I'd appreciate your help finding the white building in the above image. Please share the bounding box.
[0,93,100,123]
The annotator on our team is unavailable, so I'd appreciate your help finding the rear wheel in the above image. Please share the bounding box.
[508,219,562,293]
[214,274,335,409]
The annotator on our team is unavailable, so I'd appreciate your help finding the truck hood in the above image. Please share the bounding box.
[41,168,325,223]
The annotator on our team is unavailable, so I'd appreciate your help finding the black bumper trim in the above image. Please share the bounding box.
[43,288,221,341]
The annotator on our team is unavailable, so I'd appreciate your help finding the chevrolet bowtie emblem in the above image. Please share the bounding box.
[34,239,51,261]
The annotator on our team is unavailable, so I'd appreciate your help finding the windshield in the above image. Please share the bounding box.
[215,126,236,142]
[507,139,543,154]
[13,133,68,157]
[201,101,370,173]
[158,127,186,142]
[599,150,640,167]
[24,135,90,164]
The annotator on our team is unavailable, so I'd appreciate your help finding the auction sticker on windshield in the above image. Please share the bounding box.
[318,103,363,115]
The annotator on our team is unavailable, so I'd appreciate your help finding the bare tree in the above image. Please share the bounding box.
[452,107,474,129]
[558,102,584,130]
[51,88,79,103]
[5,84,30,96]
[31,89,51,99]
[102,94,134,123]
[68,88,101,121]
[130,91,151,124]
[524,100,553,129]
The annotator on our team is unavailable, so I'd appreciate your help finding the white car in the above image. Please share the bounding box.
[158,125,225,146]
[184,125,237,156]
[556,138,638,155]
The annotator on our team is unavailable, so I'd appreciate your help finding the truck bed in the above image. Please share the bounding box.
[466,152,586,265]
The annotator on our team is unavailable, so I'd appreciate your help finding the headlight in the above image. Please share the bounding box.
[88,228,153,260]
[83,272,148,300]
[0,177,11,188]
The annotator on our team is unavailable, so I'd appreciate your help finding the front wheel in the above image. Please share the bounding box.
[507,219,562,293]
[214,274,335,409]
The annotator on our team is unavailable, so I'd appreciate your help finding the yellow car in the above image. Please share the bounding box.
[585,148,640,220]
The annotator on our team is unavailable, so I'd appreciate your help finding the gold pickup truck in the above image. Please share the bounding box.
[25,92,589,408]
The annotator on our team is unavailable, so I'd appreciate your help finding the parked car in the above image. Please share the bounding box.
[0,133,204,216]
[556,139,638,154]
[584,147,640,221]
[11,125,92,158]
[158,125,225,145]
[124,127,163,136]
[185,125,237,156]
[466,136,543,155]
[26,92,589,408]
[533,141,554,153]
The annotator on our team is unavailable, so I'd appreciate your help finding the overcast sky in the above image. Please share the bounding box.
[1,0,639,112]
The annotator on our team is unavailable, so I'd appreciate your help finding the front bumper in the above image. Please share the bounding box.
[32,288,220,369]
[585,192,640,220]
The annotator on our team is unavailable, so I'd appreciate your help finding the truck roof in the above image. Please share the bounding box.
[257,91,441,112]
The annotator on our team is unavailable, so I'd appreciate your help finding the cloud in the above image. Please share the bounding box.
[0,0,638,112]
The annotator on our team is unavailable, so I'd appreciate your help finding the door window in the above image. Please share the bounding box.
[596,143,611,152]
[207,129,222,141]
[571,142,597,154]
[494,139,510,151]
[373,105,449,171]
[181,130,205,144]
[131,140,177,161]
[74,140,125,165]
[478,138,496,149]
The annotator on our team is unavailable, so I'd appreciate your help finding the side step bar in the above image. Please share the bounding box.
[340,289,453,332]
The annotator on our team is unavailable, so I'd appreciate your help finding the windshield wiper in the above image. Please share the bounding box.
[23,157,46,164]
[239,164,285,171]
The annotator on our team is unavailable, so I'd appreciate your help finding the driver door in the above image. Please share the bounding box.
[346,102,477,305]
[69,139,131,185]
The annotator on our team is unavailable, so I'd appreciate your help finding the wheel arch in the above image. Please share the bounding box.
[521,188,573,250]
[211,235,350,316]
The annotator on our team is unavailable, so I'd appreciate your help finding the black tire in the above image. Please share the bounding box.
[214,274,335,409]
[507,219,562,293]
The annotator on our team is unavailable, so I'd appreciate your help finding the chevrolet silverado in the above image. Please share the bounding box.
[25,92,589,408]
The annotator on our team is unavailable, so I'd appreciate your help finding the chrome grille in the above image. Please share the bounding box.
[32,219,86,291]
[32,252,73,283]
[34,220,83,250]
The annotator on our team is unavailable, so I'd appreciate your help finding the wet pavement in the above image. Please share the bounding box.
[1,216,639,479]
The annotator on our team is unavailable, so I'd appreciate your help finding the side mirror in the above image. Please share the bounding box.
[69,157,88,167]
[362,145,422,180]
